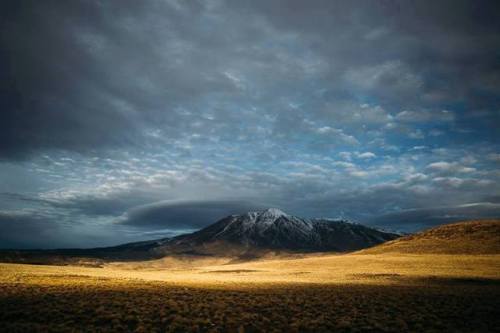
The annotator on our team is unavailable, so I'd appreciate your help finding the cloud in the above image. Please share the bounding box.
[0,0,499,248]
[408,129,425,139]
[356,152,376,159]
[345,60,423,102]
[2,0,498,160]
[0,204,189,249]
[370,202,500,232]
[116,200,265,229]
[426,162,476,174]
[487,153,500,162]
[395,110,455,123]
[432,177,493,189]
[315,126,359,145]
[320,103,393,127]
[0,211,60,249]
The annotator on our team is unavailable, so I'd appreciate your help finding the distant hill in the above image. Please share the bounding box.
[360,220,500,255]
[0,208,399,264]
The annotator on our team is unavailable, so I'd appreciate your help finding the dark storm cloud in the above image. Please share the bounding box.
[370,203,500,232]
[0,208,170,249]
[236,1,500,98]
[1,1,138,158]
[2,0,499,159]
[47,191,155,217]
[0,1,499,248]
[0,211,60,249]
[117,200,265,229]
[0,0,238,158]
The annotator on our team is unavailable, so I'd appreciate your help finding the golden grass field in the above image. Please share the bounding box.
[1,220,499,332]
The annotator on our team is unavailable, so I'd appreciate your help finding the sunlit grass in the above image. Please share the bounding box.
[3,252,496,286]
[2,221,499,331]
[1,251,499,332]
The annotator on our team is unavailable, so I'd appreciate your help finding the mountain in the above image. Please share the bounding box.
[153,208,400,257]
[0,208,399,264]
[360,219,500,255]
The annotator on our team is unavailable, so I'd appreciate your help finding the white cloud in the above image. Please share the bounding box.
[321,102,393,126]
[433,177,493,188]
[338,152,352,160]
[349,170,369,178]
[403,173,428,183]
[356,152,376,159]
[460,156,477,165]
[344,60,423,97]
[315,126,359,145]
[432,177,464,188]
[426,161,476,174]
[332,161,356,168]
[395,110,455,123]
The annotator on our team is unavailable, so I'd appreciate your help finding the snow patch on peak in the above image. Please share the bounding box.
[259,208,288,219]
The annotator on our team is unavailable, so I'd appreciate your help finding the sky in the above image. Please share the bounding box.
[1,0,499,249]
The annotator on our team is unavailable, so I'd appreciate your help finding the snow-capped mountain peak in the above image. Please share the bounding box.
[233,208,291,230]
[245,208,289,225]
[259,208,288,219]
[161,209,400,253]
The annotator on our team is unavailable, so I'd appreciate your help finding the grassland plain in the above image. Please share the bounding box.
[0,269,499,333]
[1,220,499,332]
[1,253,499,332]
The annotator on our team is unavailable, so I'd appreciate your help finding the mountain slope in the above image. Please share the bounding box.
[152,208,399,257]
[360,219,500,255]
[0,208,399,264]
